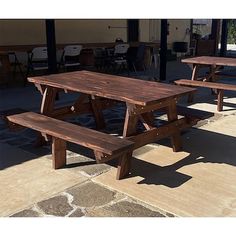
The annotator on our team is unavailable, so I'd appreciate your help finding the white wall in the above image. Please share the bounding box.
[0,19,191,46]
[0,20,46,45]
[168,19,191,44]
[55,19,127,44]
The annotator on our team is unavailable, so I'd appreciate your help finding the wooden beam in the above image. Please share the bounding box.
[127,117,192,150]
[52,137,66,169]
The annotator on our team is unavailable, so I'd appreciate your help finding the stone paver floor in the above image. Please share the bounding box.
[10,181,166,217]
[1,63,236,217]
[0,104,169,217]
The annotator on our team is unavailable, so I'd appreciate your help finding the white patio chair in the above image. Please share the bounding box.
[60,45,83,70]
[112,43,130,73]
[27,47,48,76]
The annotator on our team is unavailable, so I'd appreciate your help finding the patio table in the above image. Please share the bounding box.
[182,56,236,82]
[28,70,195,175]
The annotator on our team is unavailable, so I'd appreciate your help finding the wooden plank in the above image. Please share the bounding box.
[90,95,106,129]
[71,94,89,112]
[191,64,199,81]
[139,112,155,130]
[123,104,138,137]
[127,117,192,150]
[52,137,66,169]
[166,100,182,152]
[40,87,57,114]
[217,90,224,112]
[47,99,118,120]
[131,99,175,115]
[175,79,236,91]
[28,70,195,106]
[117,103,139,180]
[182,56,236,67]
[116,151,132,180]
[7,112,134,156]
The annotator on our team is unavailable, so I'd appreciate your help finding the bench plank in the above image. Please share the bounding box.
[175,79,236,91]
[7,112,134,156]
[175,79,236,112]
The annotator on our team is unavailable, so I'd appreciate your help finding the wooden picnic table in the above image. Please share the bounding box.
[182,56,236,81]
[28,70,196,177]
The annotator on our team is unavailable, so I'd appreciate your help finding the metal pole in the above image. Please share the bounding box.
[159,19,168,81]
[45,19,57,74]
[210,19,221,55]
[220,19,228,57]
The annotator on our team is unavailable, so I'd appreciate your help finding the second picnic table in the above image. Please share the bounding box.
[27,70,196,178]
[182,56,236,81]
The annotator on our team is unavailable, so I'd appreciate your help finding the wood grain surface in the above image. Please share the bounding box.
[8,112,134,156]
[28,70,195,106]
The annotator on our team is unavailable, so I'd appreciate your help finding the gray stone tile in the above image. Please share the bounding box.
[37,195,73,216]
[86,201,165,217]
[67,182,115,207]
[11,209,40,217]
[69,208,84,217]
[59,152,111,177]
[79,164,111,177]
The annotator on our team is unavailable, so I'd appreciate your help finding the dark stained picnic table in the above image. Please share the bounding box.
[182,56,236,81]
[28,70,196,176]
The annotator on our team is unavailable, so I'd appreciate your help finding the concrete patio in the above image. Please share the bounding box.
[1,61,236,217]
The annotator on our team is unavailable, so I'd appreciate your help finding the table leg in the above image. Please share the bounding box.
[40,87,57,114]
[188,64,199,102]
[33,87,57,147]
[139,112,155,130]
[167,100,182,152]
[116,104,138,180]
[209,65,218,95]
[217,89,224,112]
[90,95,106,130]
[191,64,199,81]
[52,137,66,169]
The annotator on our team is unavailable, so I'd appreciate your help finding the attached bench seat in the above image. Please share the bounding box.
[7,112,134,180]
[175,79,236,111]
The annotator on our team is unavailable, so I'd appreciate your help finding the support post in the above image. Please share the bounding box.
[210,19,221,56]
[159,19,168,81]
[45,19,58,74]
[220,19,228,57]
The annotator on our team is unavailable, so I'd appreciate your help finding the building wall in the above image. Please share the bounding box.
[0,20,46,45]
[168,19,191,45]
[55,19,127,43]
[144,19,191,49]
[139,19,150,42]
[0,19,191,47]
[0,19,127,45]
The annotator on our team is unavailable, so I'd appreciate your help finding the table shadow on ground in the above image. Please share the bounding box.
[126,127,236,187]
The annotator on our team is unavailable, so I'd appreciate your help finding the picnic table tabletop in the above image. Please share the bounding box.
[182,56,236,67]
[28,70,195,106]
